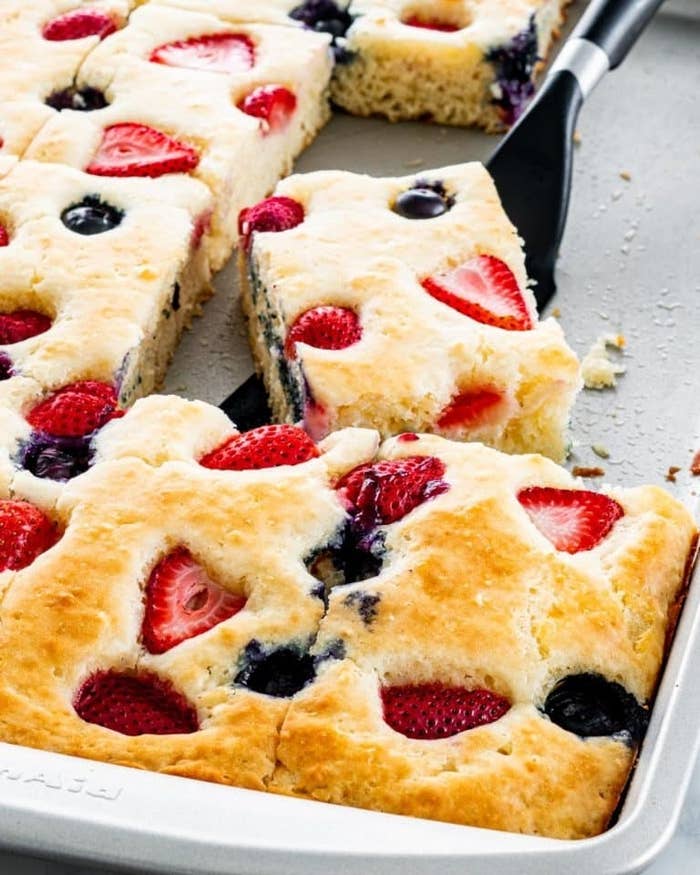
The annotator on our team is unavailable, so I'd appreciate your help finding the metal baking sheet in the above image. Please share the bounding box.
[1,0,699,872]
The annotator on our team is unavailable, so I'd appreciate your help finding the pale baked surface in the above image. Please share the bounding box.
[0,160,212,399]
[0,401,695,839]
[273,433,698,838]
[0,397,375,791]
[333,0,569,130]
[242,162,581,460]
[24,5,333,271]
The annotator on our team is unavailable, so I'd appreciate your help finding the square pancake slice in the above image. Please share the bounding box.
[240,162,581,460]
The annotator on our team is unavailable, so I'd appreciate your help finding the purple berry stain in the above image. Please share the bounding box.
[20,433,95,482]
[0,352,13,381]
[487,16,539,125]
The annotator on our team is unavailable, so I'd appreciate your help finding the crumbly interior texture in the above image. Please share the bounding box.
[0,396,695,839]
[243,163,582,461]
[332,0,570,131]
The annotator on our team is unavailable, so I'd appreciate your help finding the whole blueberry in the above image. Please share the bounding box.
[544,673,648,742]
[61,196,123,236]
[393,185,452,220]
[290,1,353,40]
[0,352,13,381]
[20,434,94,481]
[46,86,109,112]
[234,641,316,698]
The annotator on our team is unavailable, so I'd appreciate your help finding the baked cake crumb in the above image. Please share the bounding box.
[582,334,627,389]
[573,465,605,478]
[690,451,700,476]
[666,466,681,483]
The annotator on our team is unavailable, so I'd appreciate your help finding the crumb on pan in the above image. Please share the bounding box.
[572,466,605,478]
[691,452,700,476]
[582,334,627,389]
[592,444,611,460]
[666,466,682,483]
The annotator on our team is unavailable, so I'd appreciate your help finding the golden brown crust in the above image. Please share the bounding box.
[272,435,697,838]
[0,407,695,839]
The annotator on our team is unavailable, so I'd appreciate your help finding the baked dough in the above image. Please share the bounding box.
[0,399,694,840]
[273,433,698,838]
[24,4,333,270]
[333,0,570,130]
[241,162,581,460]
[0,160,212,399]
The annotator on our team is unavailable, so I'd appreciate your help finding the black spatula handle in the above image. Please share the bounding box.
[574,0,665,69]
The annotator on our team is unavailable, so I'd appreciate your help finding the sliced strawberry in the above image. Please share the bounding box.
[0,310,52,345]
[518,487,624,554]
[74,670,198,736]
[191,209,212,250]
[238,196,304,250]
[437,388,505,430]
[150,33,255,74]
[0,225,9,246]
[337,456,449,528]
[285,306,361,359]
[142,548,246,654]
[422,255,534,331]
[200,424,319,471]
[42,10,117,42]
[402,17,461,32]
[238,86,297,134]
[382,683,510,740]
[0,500,59,572]
[27,381,123,438]
[87,124,199,179]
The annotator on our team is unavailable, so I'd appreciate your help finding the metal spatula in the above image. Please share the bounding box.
[488,0,665,310]
[220,0,665,429]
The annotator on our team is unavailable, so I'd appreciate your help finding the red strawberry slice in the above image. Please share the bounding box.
[402,17,461,32]
[142,548,246,654]
[337,456,449,528]
[437,388,504,430]
[0,310,52,345]
[0,225,9,246]
[0,500,59,572]
[285,306,361,359]
[238,196,304,250]
[200,424,319,471]
[42,10,117,42]
[238,86,297,134]
[422,255,534,331]
[150,33,255,74]
[74,670,198,736]
[517,487,624,554]
[27,381,123,438]
[381,683,510,739]
[87,124,199,179]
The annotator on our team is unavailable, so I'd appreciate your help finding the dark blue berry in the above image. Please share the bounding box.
[61,196,123,236]
[20,433,94,481]
[0,352,13,381]
[487,16,539,125]
[306,523,385,592]
[46,86,109,112]
[343,591,381,626]
[290,0,352,34]
[544,673,648,742]
[234,641,316,698]
[393,180,454,219]
[290,1,353,61]
[171,282,181,312]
